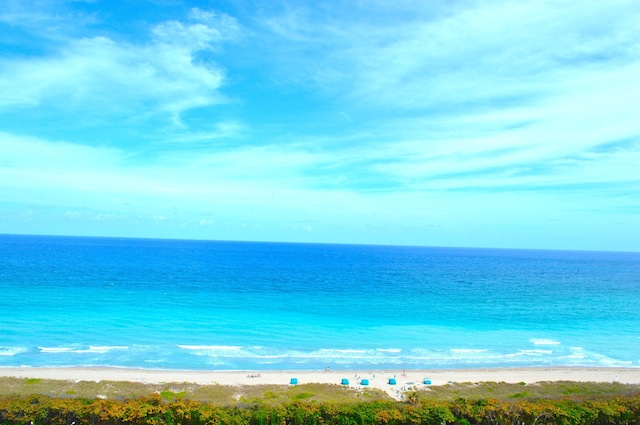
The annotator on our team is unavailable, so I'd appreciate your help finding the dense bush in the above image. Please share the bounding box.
[2,393,640,425]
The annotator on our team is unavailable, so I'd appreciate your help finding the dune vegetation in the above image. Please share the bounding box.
[1,377,640,424]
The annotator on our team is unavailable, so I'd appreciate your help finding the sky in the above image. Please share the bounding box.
[0,0,639,251]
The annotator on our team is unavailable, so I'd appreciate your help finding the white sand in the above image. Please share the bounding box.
[2,367,639,399]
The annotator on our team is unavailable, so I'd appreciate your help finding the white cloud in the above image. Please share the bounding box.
[0,132,122,169]
[241,0,640,197]
[256,0,639,112]
[165,121,245,144]
[1,128,637,249]
[0,8,237,123]
[0,131,316,208]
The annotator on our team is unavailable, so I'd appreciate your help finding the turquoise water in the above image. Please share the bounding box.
[1,234,639,370]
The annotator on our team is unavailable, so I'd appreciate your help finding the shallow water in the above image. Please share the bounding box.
[1,234,638,370]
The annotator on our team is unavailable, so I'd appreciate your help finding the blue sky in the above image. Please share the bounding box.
[0,0,639,251]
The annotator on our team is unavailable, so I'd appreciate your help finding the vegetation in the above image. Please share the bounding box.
[409,381,640,401]
[1,378,639,425]
[0,378,389,405]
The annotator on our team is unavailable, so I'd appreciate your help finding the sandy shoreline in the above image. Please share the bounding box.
[2,367,639,399]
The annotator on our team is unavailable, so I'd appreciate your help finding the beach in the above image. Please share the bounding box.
[2,367,638,399]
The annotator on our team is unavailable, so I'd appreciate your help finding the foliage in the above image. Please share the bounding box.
[2,392,640,425]
[410,381,640,401]
[0,379,389,405]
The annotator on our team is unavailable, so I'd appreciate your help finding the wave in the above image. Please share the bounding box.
[0,346,28,356]
[38,346,128,354]
[82,346,128,353]
[530,338,561,346]
[8,343,636,370]
[505,350,554,357]
[38,347,75,353]
[557,347,635,367]
[177,345,242,351]
[560,347,585,359]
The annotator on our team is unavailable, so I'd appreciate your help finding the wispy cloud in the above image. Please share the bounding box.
[242,0,640,194]
[256,1,639,107]
[0,7,238,125]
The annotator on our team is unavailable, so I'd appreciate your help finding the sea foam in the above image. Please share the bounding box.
[0,346,28,356]
[530,339,561,346]
[38,346,128,354]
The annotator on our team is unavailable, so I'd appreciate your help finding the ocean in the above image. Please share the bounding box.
[1,234,638,371]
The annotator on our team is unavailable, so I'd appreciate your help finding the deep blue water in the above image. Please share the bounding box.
[1,234,639,370]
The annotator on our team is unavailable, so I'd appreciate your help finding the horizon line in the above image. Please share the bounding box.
[1,232,638,255]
